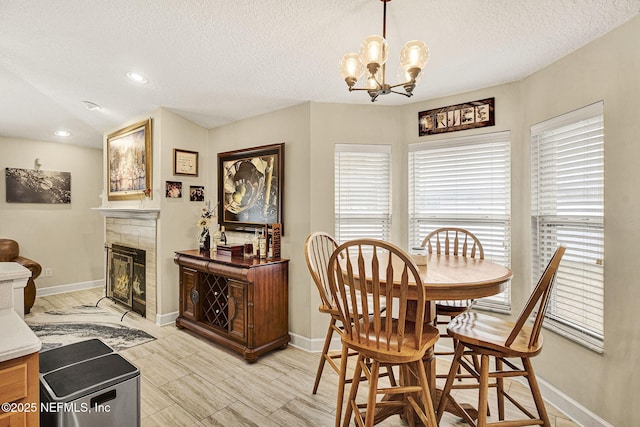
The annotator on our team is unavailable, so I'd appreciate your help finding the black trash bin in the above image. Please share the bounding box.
[39,339,140,427]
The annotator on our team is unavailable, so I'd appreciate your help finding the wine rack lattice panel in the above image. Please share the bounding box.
[201,273,229,329]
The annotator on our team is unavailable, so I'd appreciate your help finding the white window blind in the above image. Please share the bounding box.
[335,144,392,243]
[409,132,511,312]
[531,101,604,352]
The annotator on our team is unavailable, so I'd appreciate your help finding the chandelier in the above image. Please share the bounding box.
[339,0,429,102]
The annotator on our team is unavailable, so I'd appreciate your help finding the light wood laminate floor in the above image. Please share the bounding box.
[30,288,579,427]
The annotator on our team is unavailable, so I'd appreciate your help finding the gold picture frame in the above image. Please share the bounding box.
[173,148,199,176]
[107,118,152,201]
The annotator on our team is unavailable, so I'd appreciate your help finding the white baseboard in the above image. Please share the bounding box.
[156,311,179,327]
[36,280,103,297]
[535,375,612,427]
[289,332,341,353]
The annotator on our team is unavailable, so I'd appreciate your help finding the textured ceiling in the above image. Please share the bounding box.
[1,0,638,149]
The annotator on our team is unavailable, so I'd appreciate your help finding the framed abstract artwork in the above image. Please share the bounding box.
[218,143,284,234]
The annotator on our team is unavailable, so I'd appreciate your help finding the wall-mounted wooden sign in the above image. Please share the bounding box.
[418,97,495,136]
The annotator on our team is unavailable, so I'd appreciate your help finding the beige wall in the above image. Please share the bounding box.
[208,103,312,337]
[0,136,103,289]
[308,103,404,340]
[156,109,209,315]
[517,15,640,426]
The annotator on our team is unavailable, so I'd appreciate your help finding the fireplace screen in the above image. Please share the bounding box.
[110,251,133,306]
[108,244,146,316]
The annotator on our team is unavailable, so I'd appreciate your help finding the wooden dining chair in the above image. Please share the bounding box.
[328,239,439,427]
[421,227,484,380]
[304,232,392,395]
[436,245,566,427]
[421,227,484,320]
[305,232,348,394]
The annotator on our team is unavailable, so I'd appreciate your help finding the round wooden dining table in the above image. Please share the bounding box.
[339,251,513,425]
[414,253,512,301]
[340,252,512,309]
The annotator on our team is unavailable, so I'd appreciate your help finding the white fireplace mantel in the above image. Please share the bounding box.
[92,207,160,220]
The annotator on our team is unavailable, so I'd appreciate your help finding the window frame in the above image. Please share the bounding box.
[530,101,605,353]
[408,131,512,312]
[334,143,392,243]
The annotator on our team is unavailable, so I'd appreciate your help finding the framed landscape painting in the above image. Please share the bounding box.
[107,118,152,201]
[218,143,284,234]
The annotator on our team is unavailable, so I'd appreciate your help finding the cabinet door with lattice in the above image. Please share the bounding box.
[200,274,229,330]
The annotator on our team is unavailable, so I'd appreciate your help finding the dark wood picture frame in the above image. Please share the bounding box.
[173,148,199,176]
[107,118,152,201]
[419,97,495,136]
[218,143,284,234]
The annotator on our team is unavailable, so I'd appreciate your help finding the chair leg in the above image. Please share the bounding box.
[496,357,505,420]
[342,354,364,427]
[364,360,380,427]
[523,357,551,427]
[401,365,416,427]
[436,341,465,423]
[477,354,490,427]
[415,360,437,427]
[334,344,349,427]
[387,364,397,386]
[313,317,337,394]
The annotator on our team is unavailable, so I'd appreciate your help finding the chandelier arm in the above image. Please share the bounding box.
[389,90,413,98]
[348,87,378,92]
[388,80,414,90]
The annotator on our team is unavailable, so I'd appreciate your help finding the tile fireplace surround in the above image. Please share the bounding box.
[94,208,159,322]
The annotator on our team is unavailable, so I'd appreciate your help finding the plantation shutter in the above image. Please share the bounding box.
[408,131,511,312]
[335,144,392,243]
[531,101,604,352]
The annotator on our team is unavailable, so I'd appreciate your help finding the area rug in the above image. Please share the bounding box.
[25,304,155,351]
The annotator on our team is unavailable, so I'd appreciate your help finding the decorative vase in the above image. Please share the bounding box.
[199,232,211,253]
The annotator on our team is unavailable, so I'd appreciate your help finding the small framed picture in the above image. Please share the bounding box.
[190,185,205,201]
[173,149,199,176]
[166,181,182,198]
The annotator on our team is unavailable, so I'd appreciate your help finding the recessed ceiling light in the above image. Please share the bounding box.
[54,130,71,137]
[82,100,102,111]
[126,72,148,84]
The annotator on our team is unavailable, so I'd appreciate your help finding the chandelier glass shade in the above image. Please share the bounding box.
[339,0,429,102]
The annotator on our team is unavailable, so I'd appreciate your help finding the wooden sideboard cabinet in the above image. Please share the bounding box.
[174,250,290,362]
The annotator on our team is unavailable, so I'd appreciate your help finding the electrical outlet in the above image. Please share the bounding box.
[44,268,53,277]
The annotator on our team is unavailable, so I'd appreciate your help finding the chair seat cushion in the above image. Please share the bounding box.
[344,318,439,364]
[447,312,543,357]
